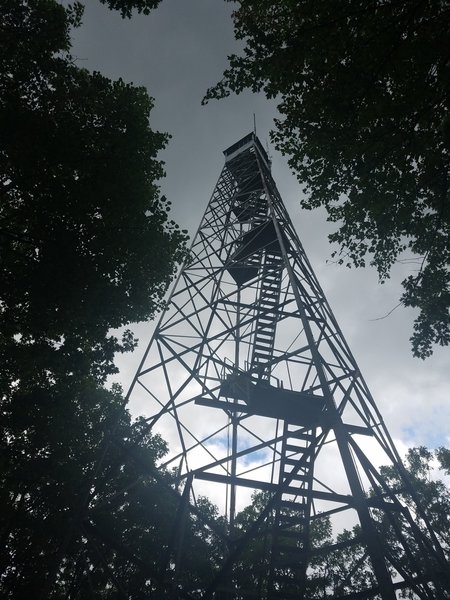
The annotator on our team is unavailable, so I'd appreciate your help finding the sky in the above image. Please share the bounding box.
[68,0,449,456]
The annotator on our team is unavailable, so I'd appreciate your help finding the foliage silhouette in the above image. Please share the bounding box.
[0,378,227,598]
[1,2,189,597]
[1,0,187,393]
[226,450,450,598]
[99,0,163,18]
[205,0,450,358]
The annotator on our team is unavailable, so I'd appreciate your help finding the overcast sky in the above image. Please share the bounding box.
[68,0,449,453]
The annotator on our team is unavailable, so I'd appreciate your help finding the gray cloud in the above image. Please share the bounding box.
[68,0,449,451]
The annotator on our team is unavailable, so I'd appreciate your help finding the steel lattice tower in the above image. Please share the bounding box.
[127,133,449,599]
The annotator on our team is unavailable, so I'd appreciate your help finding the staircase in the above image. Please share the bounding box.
[251,250,283,380]
[268,424,316,599]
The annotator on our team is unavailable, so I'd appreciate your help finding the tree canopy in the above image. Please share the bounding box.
[0,377,227,599]
[205,0,450,358]
[0,3,191,596]
[212,450,450,598]
[98,0,163,18]
[1,0,187,392]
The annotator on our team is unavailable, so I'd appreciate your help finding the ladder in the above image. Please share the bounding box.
[251,250,283,380]
[268,425,316,599]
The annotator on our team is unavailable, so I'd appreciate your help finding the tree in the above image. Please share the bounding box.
[0,380,135,598]
[1,0,187,393]
[98,0,163,18]
[379,446,450,558]
[1,2,192,597]
[228,491,335,597]
[219,450,450,598]
[205,0,450,358]
[0,378,225,599]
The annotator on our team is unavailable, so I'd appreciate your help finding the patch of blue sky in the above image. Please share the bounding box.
[204,436,271,465]
[402,425,449,450]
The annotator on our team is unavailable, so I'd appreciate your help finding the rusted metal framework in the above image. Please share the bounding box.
[127,133,449,599]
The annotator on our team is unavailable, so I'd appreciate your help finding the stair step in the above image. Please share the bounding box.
[279,499,307,511]
[284,459,311,469]
[254,340,275,348]
[253,348,272,355]
[253,342,273,350]
[256,332,275,340]
[274,529,306,541]
[253,342,272,350]
[259,302,278,309]
[256,333,275,340]
[283,458,311,468]
[278,514,306,527]
[261,279,279,286]
[280,499,308,511]
[254,335,275,341]
[286,430,316,441]
[254,337,273,344]
[254,340,275,349]
[285,444,308,454]
[283,472,310,483]
[281,485,311,497]
[253,352,272,360]
[262,283,279,289]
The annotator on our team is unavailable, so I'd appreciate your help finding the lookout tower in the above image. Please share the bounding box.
[127,133,449,599]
